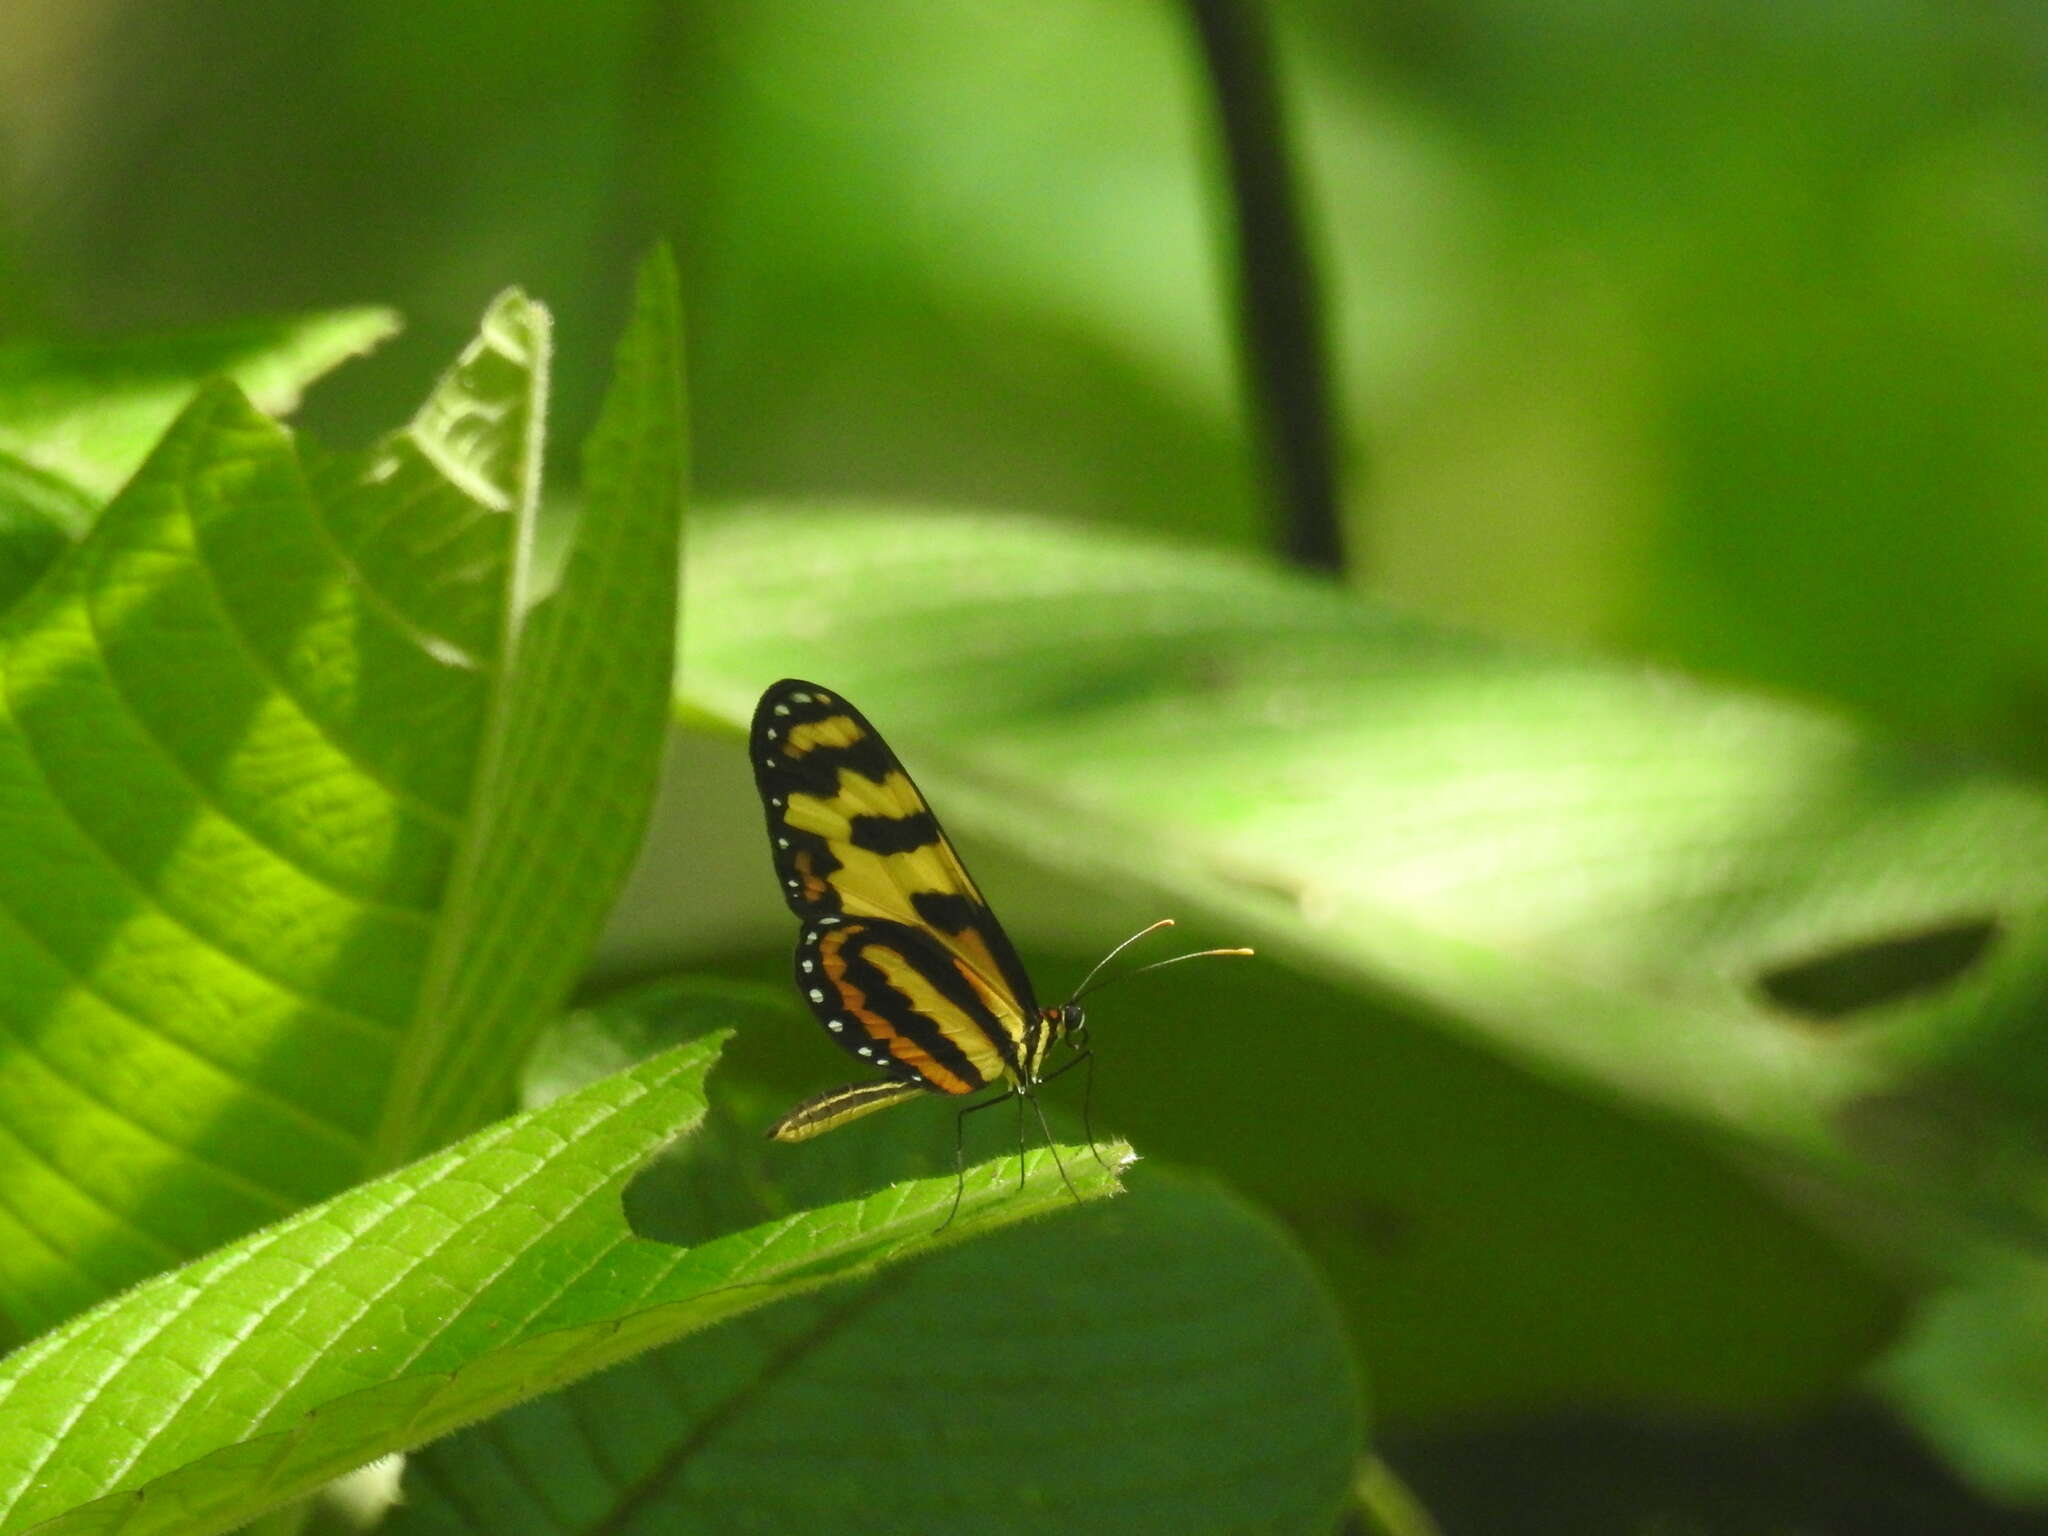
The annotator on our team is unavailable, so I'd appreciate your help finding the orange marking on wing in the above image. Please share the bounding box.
[792,848,830,903]
[819,929,975,1095]
[867,945,1007,1083]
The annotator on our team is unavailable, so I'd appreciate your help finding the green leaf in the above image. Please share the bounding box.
[1878,1253,2048,1501]
[375,247,687,1164]
[680,507,2048,1181]
[0,265,682,1336]
[0,310,400,501]
[0,376,454,1337]
[0,1029,1121,1536]
[666,506,2048,1412]
[386,983,1360,1536]
[0,452,91,613]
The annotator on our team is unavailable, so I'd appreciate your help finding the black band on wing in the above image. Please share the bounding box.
[847,809,942,854]
[911,889,983,935]
[833,926,996,1090]
[753,677,1042,1033]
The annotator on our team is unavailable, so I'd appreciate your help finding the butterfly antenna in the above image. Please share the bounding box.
[1070,923,1255,1005]
[1117,946,1255,984]
[1064,918,1176,1004]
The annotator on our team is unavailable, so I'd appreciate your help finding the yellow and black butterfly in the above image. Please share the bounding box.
[751,678,1249,1224]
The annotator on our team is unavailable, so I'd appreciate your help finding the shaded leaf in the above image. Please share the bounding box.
[1757,917,2002,1023]
[0,451,88,611]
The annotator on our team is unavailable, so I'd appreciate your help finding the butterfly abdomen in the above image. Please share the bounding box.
[766,1078,926,1142]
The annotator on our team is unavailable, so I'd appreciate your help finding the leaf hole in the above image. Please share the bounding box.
[1755,915,2001,1023]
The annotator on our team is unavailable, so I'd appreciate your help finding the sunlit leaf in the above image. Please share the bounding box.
[388,982,1359,1536]
[0,257,682,1337]
[0,1029,1117,1536]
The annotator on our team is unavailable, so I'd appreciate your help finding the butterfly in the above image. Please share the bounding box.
[751,678,1251,1226]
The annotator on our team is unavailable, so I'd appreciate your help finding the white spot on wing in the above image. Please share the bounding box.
[809,988,824,1003]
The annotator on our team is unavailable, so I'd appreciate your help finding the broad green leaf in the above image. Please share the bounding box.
[0,377,457,1336]
[654,935,1893,1424]
[389,983,1361,1536]
[668,506,2048,1413]
[679,507,2048,1183]
[0,1029,1123,1536]
[0,266,682,1336]
[375,248,687,1164]
[0,310,399,501]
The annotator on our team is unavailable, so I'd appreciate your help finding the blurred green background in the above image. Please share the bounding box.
[11,0,2048,1529]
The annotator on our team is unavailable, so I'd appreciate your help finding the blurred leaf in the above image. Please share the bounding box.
[386,981,1359,1536]
[0,264,682,1337]
[0,309,399,500]
[0,1029,1120,1536]
[1385,1401,2048,1536]
[668,931,1893,1424]
[679,507,2048,1172]
[1879,1254,2048,1504]
[8,0,1267,543]
[670,505,2048,1413]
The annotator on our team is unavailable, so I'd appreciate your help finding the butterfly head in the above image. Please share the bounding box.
[1046,1000,1088,1049]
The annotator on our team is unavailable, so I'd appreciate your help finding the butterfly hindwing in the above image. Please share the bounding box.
[751,680,1043,1084]
[791,915,1016,1091]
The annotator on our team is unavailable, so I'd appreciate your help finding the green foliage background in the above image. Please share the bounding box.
[7,1,2048,1531]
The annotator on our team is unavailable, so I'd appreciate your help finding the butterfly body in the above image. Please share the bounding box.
[752,680,1074,1142]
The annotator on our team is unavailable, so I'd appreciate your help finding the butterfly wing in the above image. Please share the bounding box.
[752,679,1044,1099]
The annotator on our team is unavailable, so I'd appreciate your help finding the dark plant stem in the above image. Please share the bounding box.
[1183,0,1350,574]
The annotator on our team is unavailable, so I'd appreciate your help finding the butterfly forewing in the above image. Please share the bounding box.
[752,680,1044,1097]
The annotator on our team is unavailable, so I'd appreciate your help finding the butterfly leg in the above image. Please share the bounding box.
[1023,1089,1082,1205]
[938,1087,1020,1233]
[1035,1047,1110,1171]
[1013,1091,1029,1195]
